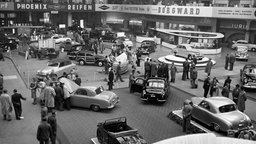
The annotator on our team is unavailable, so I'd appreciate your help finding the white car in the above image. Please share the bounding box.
[37,58,76,79]
[52,34,71,44]
[174,44,203,60]
[231,40,256,51]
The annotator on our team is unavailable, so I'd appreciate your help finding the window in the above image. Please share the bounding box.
[75,89,87,95]
[219,104,236,113]
[199,101,210,111]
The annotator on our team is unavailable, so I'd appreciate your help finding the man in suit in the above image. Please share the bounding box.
[48,111,57,144]
[229,53,236,71]
[115,61,124,82]
[11,89,26,120]
[108,68,114,90]
[37,117,52,144]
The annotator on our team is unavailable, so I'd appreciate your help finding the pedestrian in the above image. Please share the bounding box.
[99,38,104,54]
[30,78,38,105]
[0,48,4,61]
[48,111,57,144]
[150,60,158,77]
[232,84,240,104]
[182,100,193,134]
[115,61,124,82]
[221,83,230,98]
[144,58,150,79]
[225,54,230,70]
[108,68,114,90]
[36,117,52,144]
[182,58,190,80]
[74,74,81,86]
[63,83,71,110]
[237,87,247,112]
[0,89,12,121]
[192,55,197,65]
[203,77,211,98]
[224,76,232,90]
[163,63,169,80]
[136,49,142,67]
[54,83,64,111]
[93,42,98,55]
[157,63,163,77]
[129,69,136,89]
[11,89,26,120]
[104,56,109,74]
[205,58,213,76]
[229,53,236,71]
[43,83,56,113]
[0,73,3,94]
[209,77,219,97]
[170,62,177,83]
[190,65,198,89]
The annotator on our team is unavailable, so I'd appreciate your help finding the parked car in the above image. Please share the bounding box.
[100,32,116,42]
[232,40,256,51]
[190,97,253,133]
[138,40,156,55]
[96,117,147,144]
[0,33,18,52]
[59,77,119,112]
[174,44,203,60]
[235,46,249,61]
[36,58,76,79]
[240,64,256,89]
[52,34,71,44]
[76,51,105,67]
[67,44,94,60]
[59,40,79,52]
[130,77,169,102]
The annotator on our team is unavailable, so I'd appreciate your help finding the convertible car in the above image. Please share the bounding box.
[190,97,253,133]
[130,77,169,102]
[240,64,256,89]
[59,78,119,112]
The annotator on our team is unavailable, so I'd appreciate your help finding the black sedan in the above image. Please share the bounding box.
[138,40,156,55]
[240,64,256,89]
[130,77,169,102]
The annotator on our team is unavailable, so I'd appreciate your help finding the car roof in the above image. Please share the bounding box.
[204,97,235,108]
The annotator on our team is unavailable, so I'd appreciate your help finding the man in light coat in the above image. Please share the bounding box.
[237,87,247,112]
[63,84,71,110]
[205,58,213,76]
[43,83,56,113]
[0,89,12,121]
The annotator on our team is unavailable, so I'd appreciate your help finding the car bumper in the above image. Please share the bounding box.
[107,98,119,109]
[141,94,166,102]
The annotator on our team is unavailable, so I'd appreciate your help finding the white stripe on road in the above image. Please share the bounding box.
[3,75,18,80]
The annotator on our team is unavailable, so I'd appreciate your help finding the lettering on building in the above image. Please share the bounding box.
[67,4,92,11]
[231,24,248,29]
[158,6,200,15]
[16,3,47,10]
[0,2,8,9]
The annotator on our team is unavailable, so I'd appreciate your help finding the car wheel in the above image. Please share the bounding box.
[79,60,85,65]
[98,61,103,67]
[252,48,256,52]
[213,123,220,132]
[91,105,100,112]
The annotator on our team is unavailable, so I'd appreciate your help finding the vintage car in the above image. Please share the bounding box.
[232,40,256,51]
[59,40,80,52]
[130,77,169,102]
[59,78,119,112]
[240,64,256,89]
[67,44,94,60]
[96,117,147,144]
[100,32,116,43]
[174,44,204,60]
[36,58,76,79]
[235,46,249,61]
[51,34,71,44]
[76,51,105,67]
[138,40,156,55]
[191,97,253,133]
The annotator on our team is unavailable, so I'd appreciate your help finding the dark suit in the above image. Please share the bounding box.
[115,64,123,82]
[48,115,57,144]
[11,92,26,120]
[54,86,64,111]
[37,121,52,144]
[108,70,114,90]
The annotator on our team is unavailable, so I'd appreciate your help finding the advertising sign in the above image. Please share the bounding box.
[212,7,256,19]
[0,2,15,11]
[95,4,151,14]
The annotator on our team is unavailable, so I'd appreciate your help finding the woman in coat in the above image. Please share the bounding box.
[0,89,12,121]
[237,87,247,112]
[205,58,213,76]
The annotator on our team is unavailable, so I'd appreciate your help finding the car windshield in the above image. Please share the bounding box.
[147,81,164,88]
[219,104,237,113]
[47,62,59,67]
[95,86,104,95]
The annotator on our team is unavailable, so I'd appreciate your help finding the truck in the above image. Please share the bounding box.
[96,117,147,144]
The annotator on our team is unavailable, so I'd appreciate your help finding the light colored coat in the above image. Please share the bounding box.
[237,90,247,112]
[205,60,213,74]
[43,86,56,108]
[0,93,12,115]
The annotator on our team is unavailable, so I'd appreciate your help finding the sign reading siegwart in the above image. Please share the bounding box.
[212,7,256,19]
[96,4,150,14]
[0,2,14,11]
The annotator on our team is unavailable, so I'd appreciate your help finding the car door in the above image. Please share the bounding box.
[131,78,144,93]
[86,53,95,64]
[192,100,214,126]
[71,88,90,108]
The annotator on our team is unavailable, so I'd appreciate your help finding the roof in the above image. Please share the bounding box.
[204,97,235,108]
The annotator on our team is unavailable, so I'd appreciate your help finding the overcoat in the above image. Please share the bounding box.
[237,90,247,112]
[170,65,177,79]
[43,86,56,108]
[205,60,213,74]
[0,93,12,115]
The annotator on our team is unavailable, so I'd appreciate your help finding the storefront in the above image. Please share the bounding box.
[0,2,15,27]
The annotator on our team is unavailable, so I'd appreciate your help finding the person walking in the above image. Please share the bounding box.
[229,53,236,71]
[0,89,12,121]
[53,83,64,111]
[36,117,52,144]
[221,83,230,98]
[136,49,142,67]
[30,78,38,105]
[48,111,57,144]
[170,62,177,83]
[182,100,193,133]
[205,58,213,76]
[192,55,197,65]
[43,83,56,113]
[232,84,240,104]
[225,54,230,70]
[190,65,198,89]
[224,76,232,90]
[144,58,150,79]
[203,77,211,98]
[11,89,26,120]
[115,61,124,82]
[237,87,247,112]
[108,68,114,90]
[209,77,219,96]
[0,48,5,61]
[182,58,190,80]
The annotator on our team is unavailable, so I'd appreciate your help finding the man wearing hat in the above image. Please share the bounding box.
[11,89,26,120]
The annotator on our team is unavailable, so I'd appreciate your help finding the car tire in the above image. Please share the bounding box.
[252,48,256,52]
[97,61,103,67]
[91,105,100,112]
[79,60,85,65]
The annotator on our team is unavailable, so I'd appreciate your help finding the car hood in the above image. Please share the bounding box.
[38,67,55,75]
[218,111,249,125]
[95,91,117,101]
